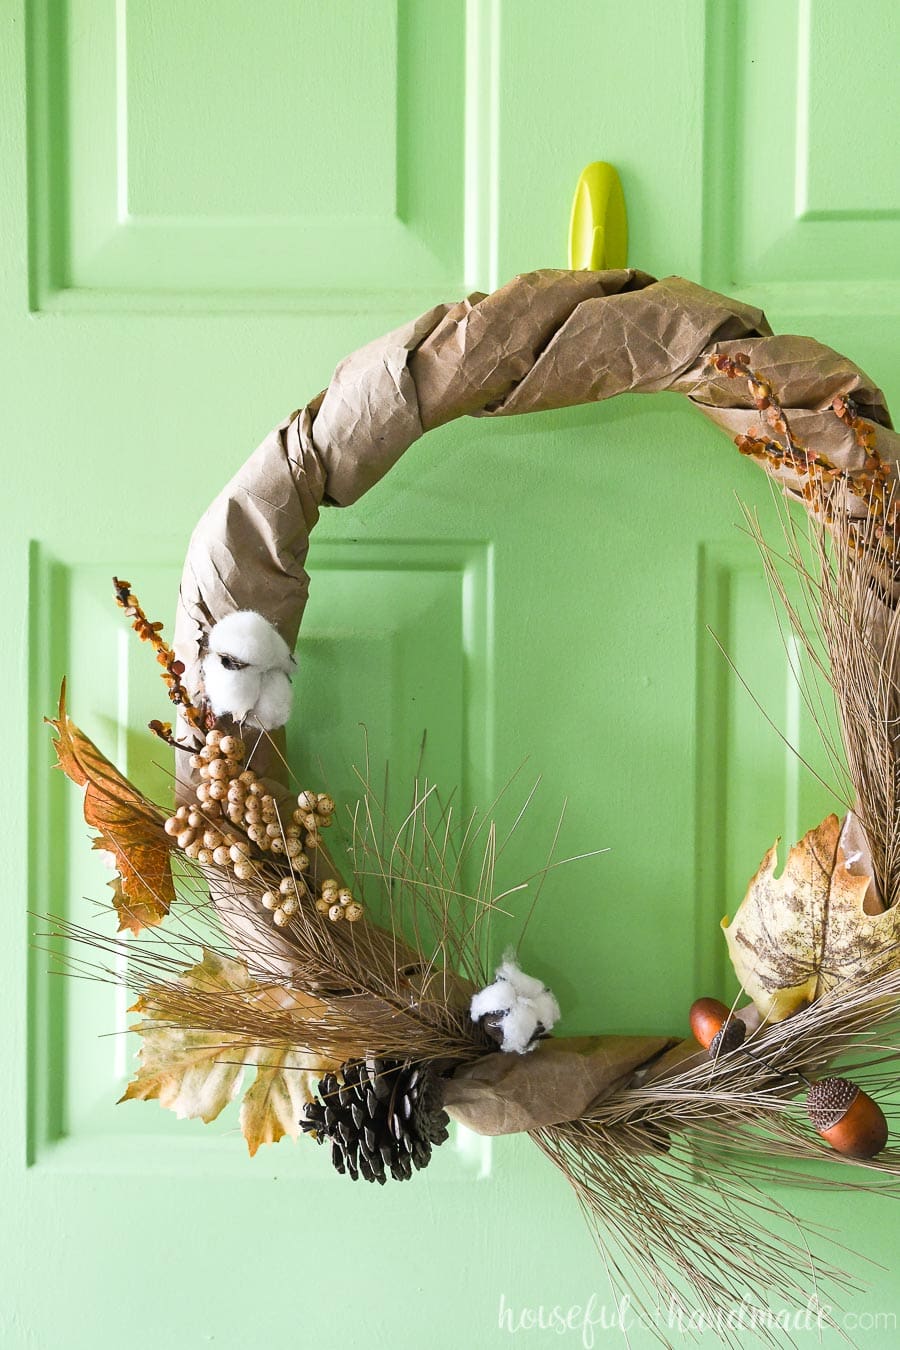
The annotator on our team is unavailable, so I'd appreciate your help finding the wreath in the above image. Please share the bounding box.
[46,267,900,1332]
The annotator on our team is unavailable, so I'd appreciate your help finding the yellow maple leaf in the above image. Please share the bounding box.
[121,949,330,1153]
[46,681,174,933]
[722,813,899,1021]
[240,1047,319,1156]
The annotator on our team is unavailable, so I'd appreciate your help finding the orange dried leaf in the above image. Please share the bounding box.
[108,875,172,938]
[46,680,174,933]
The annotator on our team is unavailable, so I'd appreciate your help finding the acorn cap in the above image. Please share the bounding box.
[805,1076,859,1132]
[708,1018,747,1057]
[806,1077,889,1159]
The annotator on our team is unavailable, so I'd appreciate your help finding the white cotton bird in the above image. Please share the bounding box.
[469,953,560,1054]
[208,610,295,673]
[202,610,296,730]
[252,668,293,730]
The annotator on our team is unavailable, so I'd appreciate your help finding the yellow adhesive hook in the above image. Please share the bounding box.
[568,162,627,271]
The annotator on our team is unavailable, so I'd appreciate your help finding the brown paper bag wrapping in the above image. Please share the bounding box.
[174,268,896,706]
[442,1035,677,1135]
[171,267,897,1132]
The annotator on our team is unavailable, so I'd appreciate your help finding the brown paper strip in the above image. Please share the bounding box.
[442,1035,678,1135]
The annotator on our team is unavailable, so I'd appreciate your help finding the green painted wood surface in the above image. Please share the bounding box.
[3,1,900,1345]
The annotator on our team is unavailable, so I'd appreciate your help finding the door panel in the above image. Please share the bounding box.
[27,0,468,305]
[706,0,900,290]
[5,2,900,1346]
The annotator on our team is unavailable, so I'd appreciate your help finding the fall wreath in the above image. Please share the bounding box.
[46,268,900,1334]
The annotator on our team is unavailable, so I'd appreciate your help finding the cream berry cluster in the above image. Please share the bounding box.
[163,729,363,925]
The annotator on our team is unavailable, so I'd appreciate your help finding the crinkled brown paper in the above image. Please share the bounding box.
[172,268,897,1137]
[441,1034,680,1134]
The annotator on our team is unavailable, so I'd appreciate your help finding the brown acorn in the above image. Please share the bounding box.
[805,1077,888,1158]
[689,997,729,1050]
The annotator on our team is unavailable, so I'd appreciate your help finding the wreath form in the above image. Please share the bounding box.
[51,269,900,1336]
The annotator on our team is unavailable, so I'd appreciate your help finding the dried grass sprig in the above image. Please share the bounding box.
[42,765,539,1067]
[533,964,900,1343]
[741,476,900,905]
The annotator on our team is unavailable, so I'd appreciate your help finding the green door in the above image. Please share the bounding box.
[4,1,899,1345]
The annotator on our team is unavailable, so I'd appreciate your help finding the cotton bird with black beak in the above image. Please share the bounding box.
[202,610,296,730]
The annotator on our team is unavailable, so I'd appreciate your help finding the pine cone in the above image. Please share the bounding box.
[301,1058,450,1183]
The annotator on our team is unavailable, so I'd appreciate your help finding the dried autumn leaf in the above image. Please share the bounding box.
[239,981,325,1155]
[46,680,174,933]
[722,813,899,1021]
[122,949,329,1154]
[121,950,254,1121]
[240,1047,318,1157]
[108,875,173,939]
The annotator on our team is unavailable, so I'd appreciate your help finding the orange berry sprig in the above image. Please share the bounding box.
[832,393,900,558]
[708,353,898,562]
[112,577,204,733]
[833,392,886,475]
[708,352,833,478]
